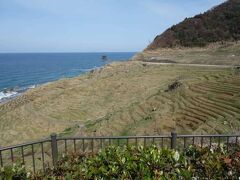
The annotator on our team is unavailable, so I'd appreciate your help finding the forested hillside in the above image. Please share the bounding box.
[146,0,240,50]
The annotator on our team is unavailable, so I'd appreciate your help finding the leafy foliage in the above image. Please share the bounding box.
[1,145,240,179]
[147,0,240,49]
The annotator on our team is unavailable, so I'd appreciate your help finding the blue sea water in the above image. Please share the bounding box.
[0,52,135,100]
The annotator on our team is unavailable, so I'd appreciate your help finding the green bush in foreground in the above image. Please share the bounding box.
[1,145,240,179]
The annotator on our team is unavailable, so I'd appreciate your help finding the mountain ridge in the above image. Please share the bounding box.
[146,0,240,50]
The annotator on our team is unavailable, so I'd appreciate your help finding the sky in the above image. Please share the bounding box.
[0,0,226,53]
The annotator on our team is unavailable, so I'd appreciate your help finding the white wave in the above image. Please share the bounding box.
[0,84,37,101]
[13,84,37,93]
[28,84,36,89]
[0,91,18,100]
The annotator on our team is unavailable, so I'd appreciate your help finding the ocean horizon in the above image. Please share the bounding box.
[0,52,135,101]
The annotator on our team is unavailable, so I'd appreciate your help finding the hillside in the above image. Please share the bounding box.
[146,0,240,50]
[133,41,240,65]
[1,61,240,146]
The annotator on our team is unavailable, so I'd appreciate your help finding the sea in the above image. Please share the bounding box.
[0,52,135,101]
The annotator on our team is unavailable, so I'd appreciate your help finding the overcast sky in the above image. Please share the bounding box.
[0,0,225,52]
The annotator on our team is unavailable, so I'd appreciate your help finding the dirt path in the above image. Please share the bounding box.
[142,62,232,68]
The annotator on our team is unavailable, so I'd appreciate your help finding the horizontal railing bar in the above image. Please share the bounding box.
[57,135,171,141]
[58,134,240,141]
[1,134,239,151]
[0,139,50,151]
[177,134,240,138]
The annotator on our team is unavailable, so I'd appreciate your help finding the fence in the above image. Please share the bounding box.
[0,132,239,173]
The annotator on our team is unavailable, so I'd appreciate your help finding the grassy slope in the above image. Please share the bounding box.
[1,59,240,146]
[133,42,240,65]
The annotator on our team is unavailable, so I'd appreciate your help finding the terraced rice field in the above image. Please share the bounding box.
[0,61,240,146]
[85,69,240,136]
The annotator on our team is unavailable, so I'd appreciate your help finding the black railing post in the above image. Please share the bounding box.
[51,133,58,167]
[171,132,177,149]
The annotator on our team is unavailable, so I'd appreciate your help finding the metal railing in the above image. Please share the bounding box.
[0,132,239,173]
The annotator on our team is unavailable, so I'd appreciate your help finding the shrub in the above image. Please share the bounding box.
[1,145,240,179]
